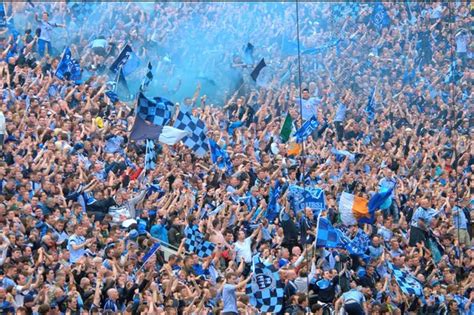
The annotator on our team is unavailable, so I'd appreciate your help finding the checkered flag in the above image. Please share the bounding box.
[173,110,209,157]
[137,93,173,126]
[387,262,425,299]
[341,229,370,257]
[140,62,153,92]
[145,140,156,170]
[246,254,284,313]
[184,224,215,258]
[315,216,346,249]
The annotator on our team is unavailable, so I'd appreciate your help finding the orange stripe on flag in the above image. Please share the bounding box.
[352,196,370,221]
[287,142,301,156]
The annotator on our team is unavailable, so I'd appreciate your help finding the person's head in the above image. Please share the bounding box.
[225,272,238,284]
[42,12,49,22]
[302,88,310,99]
[107,288,119,300]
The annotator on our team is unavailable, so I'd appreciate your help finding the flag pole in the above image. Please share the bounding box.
[294,0,311,309]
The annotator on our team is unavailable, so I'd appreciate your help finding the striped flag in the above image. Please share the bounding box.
[339,192,371,226]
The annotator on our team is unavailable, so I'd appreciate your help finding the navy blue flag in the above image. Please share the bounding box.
[246,254,285,313]
[368,189,393,214]
[145,140,157,170]
[130,115,164,141]
[366,87,376,123]
[209,139,233,174]
[371,3,391,30]
[288,185,326,215]
[316,217,346,249]
[55,47,82,82]
[266,180,283,222]
[387,262,424,300]
[294,115,318,143]
[114,68,132,101]
[243,42,254,65]
[137,93,173,126]
[141,242,160,266]
[109,44,134,74]
[250,58,266,81]
[105,90,119,104]
[173,111,209,157]
[184,224,216,258]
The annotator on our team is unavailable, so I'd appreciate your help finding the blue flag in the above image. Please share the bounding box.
[246,254,285,313]
[140,62,153,92]
[288,185,326,216]
[387,262,424,300]
[136,93,173,126]
[371,3,391,30]
[105,90,119,104]
[368,189,393,215]
[294,115,319,143]
[331,148,356,162]
[173,111,209,157]
[341,229,370,257]
[122,51,141,76]
[366,87,376,123]
[55,47,82,82]
[141,242,160,266]
[109,44,140,75]
[302,38,341,55]
[209,139,233,174]
[266,180,283,222]
[115,68,132,101]
[316,217,346,249]
[0,4,6,28]
[184,224,216,258]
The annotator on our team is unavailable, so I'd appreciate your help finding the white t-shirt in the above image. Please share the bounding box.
[234,237,252,263]
[0,111,5,134]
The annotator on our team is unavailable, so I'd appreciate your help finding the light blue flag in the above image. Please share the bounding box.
[122,51,141,76]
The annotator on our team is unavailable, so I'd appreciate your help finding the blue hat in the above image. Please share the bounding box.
[128,229,139,240]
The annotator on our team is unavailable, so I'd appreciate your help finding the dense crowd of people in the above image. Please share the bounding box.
[0,2,473,315]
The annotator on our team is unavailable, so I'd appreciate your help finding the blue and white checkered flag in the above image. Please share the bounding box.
[173,111,209,157]
[145,140,156,170]
[387,261,424,300]
[137,93,173,126]
[341,229,370,257]
[184,224,215,258]
[246,254,285,313]
[140,62,153,92]
[315,216,346,249]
